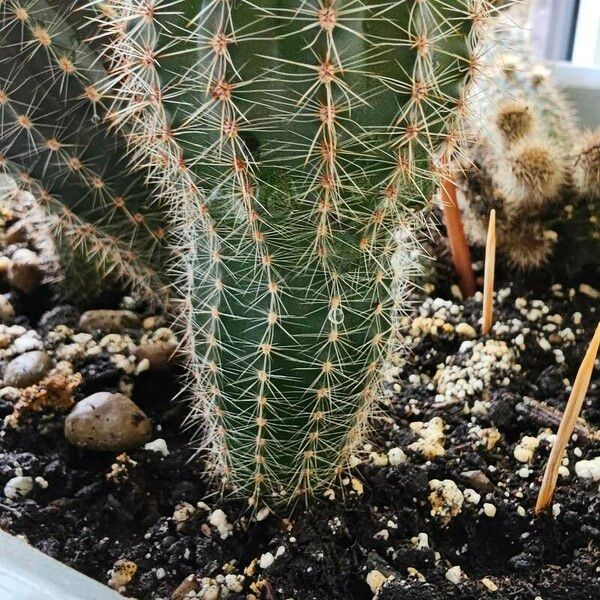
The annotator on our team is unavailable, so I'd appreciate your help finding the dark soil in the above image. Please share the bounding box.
[1,210,599,599]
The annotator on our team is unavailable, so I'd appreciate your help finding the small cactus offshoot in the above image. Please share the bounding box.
[456,45,600,271]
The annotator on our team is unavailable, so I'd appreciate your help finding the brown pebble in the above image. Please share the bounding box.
[460,469,495,493]
[79,310,140,333]
[7,248,41,294]
[135,341,177,370]
[3,351,52,388]
[171,575,199,600]
[64,392,152,451]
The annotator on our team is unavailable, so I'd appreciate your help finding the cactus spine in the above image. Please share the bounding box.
[0,1,168,298]
[101,0,494,503]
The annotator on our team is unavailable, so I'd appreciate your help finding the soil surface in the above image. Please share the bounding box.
[0,204,599,600]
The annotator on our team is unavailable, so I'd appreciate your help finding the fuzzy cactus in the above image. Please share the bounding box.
[456,17,600,271]
[0,1,168,299]
[96,0,497,503]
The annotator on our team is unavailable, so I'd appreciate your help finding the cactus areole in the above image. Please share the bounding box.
[109,0,489,503]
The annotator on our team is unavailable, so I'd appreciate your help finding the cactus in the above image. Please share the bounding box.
[456,9,600,271]
[0,1,168,299]
[98,0,496,503]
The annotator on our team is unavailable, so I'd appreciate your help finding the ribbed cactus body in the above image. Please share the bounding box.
[0,1,168,298]
[103,0,490,502]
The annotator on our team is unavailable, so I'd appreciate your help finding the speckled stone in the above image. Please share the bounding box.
[3,350,52,388]
[64,392,152,451]
[79,310,140,333]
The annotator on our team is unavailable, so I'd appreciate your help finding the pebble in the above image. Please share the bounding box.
[0,256,11,276]
[11,330,43,353]
[0,295,14,324]
[460,469,495,492]
[79,310,140,333]
[7,248,41,294]
[445,565,463,585]
[3,350,52,388]
[366,570,388,594]
[64,392,152,451]
[135,340,177,371]
[171,575,199,600]
[3,475,34,501]
[483,502,497,517]
[0,386,20,402]
[144,438,169,456]
[481,577,498,592]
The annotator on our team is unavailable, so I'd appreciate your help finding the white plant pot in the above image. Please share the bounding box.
[0,530,121,600]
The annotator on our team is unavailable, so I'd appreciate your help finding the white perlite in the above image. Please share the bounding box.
[388,447,407,466]
[463,488,481,505]
[208,509,233,539]
[428,479,464,525]
[574,457,600,481]
[259,552,275,569]
[366,570,389,594]
[445,565,463,585]
[435,339,517,406]
[409,417,445,458]
[513,436,539,463]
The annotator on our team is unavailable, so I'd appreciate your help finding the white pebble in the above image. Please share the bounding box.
[143,438,169,456]
[445,565,463,585]
[3,476,34,501]
[388,447,407,466]
[463,488,481,505]
[483,503,497,518]
[259,552,275,569]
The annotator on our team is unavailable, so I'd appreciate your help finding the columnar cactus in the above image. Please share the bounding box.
[101,0,496,503]
[0,1,168,298]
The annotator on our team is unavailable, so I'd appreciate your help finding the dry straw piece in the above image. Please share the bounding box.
[535,322,600,513]
[482,209,497,335]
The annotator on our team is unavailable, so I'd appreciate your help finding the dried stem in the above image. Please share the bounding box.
[441,176,476,298]
[535,323,600,513]
[482,209,496,335]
